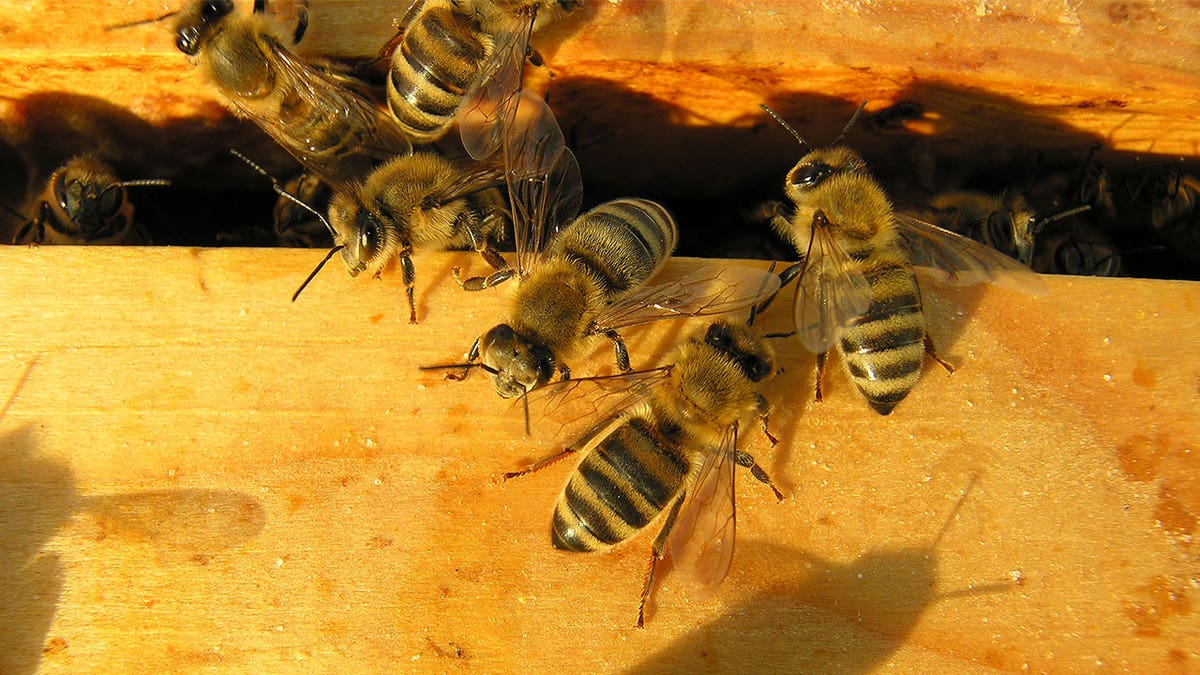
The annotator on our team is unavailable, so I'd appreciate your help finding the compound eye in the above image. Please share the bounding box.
[986,212,1016,254]
[704,323,731,349]
[356,212,382,259]
[790,162,831,188]
[202,0,233,22]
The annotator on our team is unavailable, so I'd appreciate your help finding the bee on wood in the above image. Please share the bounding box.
[239,150,513,324]
[173,0,412,183]
[758,103,1046,414]
[505,317,784,627]
[377,0,579,156]
[440,148,780,398]
[11,155,168,245]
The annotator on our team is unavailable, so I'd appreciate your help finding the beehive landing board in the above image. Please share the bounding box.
[0,246,1197,672]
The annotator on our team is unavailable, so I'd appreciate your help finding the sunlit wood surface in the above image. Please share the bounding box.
[0,246,1197,673]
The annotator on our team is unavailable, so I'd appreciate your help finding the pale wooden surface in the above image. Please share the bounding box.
[0,246,1197,673]
[1,0,1198,201]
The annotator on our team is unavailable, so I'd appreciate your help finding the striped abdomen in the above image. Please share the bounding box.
[387,2,491,143]
[838,242,926,415]
[548,198,678,302]
[552,414,689,552]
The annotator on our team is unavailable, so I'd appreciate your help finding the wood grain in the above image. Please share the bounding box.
[1,0,1198,200]
[0,246,1197,672]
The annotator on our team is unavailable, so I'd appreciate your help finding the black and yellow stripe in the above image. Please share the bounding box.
[548,198,678,300]
[840,244,926,414]
[551,415,689,552]
[387,2,492,142]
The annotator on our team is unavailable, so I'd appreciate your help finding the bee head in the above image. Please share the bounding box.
[327,190,390,278]
[480,324,556,399]
[704,321,775,383]
[784,145,868,201]
[175,0,234,55]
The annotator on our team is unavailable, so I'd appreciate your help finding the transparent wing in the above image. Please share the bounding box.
[522,366,672,441]
[793,221,871,354]
[458,12,531,162]
[259,42,413,184]
[596,264,782,332]
[664,426,738,593]
[510,140,582,275]
[428,161,509,206]
[895,213,1049,296]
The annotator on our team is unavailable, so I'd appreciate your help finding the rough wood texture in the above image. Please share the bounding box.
[0,246,1197,672]
[1,1,1198,200]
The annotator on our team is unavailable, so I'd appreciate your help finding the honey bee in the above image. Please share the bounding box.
[927,191,1090,265]
[174,0,412,183]
[272,171,332,247]
[12,155,168,245]
[1149,171,1200,262]
[1032,217,1122,276]
[379,0,579,158]
[759,103,1045,414]
[504,318,785,627]
[281,151,514,323]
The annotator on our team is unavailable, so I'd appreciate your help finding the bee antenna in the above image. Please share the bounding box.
[104,10,179,31]
[417,362,499,375]
[0,203,24,224]
[292,244,344,302]
[231,149,336,238]
[759,104,811,154]
[1035,204,1091,234]
[831,101,869,146]
[116,179,172,189]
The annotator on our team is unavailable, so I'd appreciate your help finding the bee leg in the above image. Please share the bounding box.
[755,394,779,446]
[753,260,803,319]
[603,330,632,372]
[454,214,517,291]
[446,337,481,382]
[814,350,829,402]
[399,247,418,324]
[638,494,686,628]
[924,335,954,374]
[501,446,580,481]
[733,449,785,502]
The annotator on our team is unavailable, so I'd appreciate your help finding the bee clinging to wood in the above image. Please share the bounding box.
[757,102,1046,414]
[504,313,785,627]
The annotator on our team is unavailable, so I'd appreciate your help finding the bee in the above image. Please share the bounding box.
[504,318,785,627]
[378,0,579,157]
[274,151,513,324]
[1148,171,1200,262]
[272,171,332,247]
[1032,217,1122,276]
[758,103,1045,414]
[12,155,168,245]
[174,0,412,183]
[927,190,1090,265]
[435,87,780,398]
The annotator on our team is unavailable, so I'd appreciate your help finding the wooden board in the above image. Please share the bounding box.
[0,246,1197,672]
[1,0,1199,197]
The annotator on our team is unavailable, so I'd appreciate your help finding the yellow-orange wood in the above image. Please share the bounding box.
[0,246,1197,672]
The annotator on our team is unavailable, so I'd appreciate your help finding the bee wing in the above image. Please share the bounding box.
[510,141,583,275]
[257,43,413,184]
[458,11,531,162]
[596,264,782,332]
[428,162,509,206]
[895,214,1049,295]
[793,223,872,354]
[664,426,738,593]
[522,367,672,440]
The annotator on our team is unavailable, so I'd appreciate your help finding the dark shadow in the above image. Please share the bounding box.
[633,479,1011,673]
[0,424,77,675]
[0,361,268,673]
